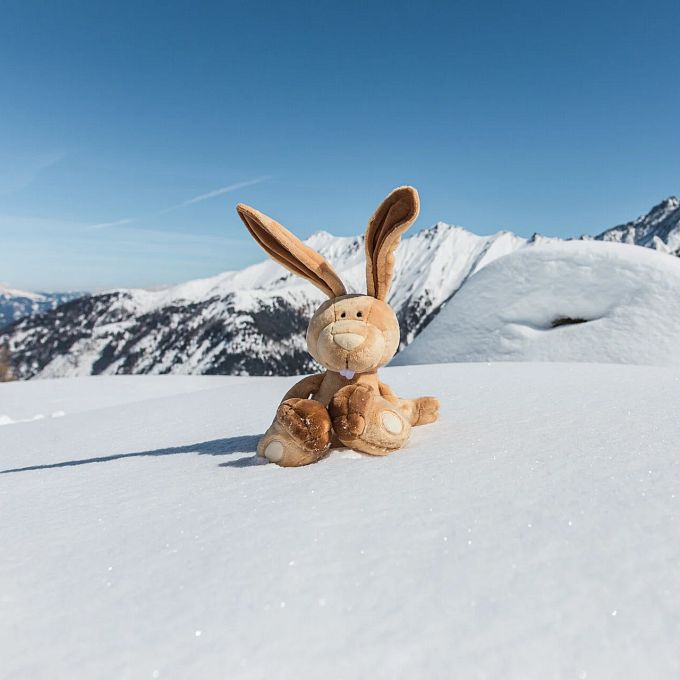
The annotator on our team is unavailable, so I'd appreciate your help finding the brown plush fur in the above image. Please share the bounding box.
[236,186,439,467]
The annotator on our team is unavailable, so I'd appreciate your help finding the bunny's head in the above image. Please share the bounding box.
[236,186,419,377]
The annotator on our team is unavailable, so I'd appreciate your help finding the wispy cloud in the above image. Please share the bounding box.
[88,176,271,230]
[88,217,137,230]
[159,176,271,213]
[0,213,245,247]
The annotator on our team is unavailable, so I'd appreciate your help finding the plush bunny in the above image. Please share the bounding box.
[236,186,440,466]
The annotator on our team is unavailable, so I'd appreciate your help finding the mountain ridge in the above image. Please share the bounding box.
[2,196,679,379]
[593,196,680,253]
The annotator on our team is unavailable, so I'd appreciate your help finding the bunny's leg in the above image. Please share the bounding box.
[257,373,331,467]
[258,398,332,466]
[329,384,411,456]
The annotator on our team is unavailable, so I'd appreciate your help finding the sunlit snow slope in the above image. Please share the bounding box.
[395,240,680,367]
[2,364,679,679]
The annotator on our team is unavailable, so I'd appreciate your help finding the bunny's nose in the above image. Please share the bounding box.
[332,333,365,350]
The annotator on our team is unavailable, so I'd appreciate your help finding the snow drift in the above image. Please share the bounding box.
[2,364,680,678]
[395,240,680,367]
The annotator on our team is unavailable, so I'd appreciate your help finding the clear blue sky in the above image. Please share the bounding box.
[1,0,679,291]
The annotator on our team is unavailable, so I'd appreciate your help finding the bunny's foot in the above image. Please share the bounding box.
[258,398,332,467]
[413,397,440,425]
[329,384,411,456]
[400,396,440,426]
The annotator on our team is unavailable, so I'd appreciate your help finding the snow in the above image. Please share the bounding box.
[2,363,680,678]
[395,240,680,367]
[0,375,241,423]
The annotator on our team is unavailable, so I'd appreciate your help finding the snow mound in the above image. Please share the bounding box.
[2,365,680,678]
[395,240,680,366]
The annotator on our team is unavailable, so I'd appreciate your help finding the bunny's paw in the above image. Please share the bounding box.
[328,384,372,440]
[329,384,411,456]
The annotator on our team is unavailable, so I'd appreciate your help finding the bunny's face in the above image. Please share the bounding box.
[307,294,400,375]
[236,186,420,376]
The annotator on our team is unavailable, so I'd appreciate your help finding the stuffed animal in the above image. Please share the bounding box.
[236,186,440,466]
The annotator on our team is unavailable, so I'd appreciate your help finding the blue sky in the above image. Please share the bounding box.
[1,0,679,291]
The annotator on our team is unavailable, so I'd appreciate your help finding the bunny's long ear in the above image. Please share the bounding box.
[237,203,347,299]
[365,186,420,301]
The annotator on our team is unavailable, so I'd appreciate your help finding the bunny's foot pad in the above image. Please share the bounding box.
[329,384,411,456]
[257,398,332,467]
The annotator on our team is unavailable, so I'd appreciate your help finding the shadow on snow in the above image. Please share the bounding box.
[0,434,261,474]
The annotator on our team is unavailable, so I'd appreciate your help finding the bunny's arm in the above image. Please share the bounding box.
[281,373,326,403]
[379,381,439,427]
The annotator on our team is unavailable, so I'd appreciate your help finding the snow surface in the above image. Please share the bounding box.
[2,364,680,678]
[0,375,241,424]
[395,240,680,367]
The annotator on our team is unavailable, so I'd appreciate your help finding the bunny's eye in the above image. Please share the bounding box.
[340,312,347,318]
[357,311,363,318]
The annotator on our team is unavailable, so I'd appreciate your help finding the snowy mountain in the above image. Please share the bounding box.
[3,364,680,678]
[0,285,83,330]
[2,196,680,380]
[395,240,680,367]
[0,225,525,379]
[594,196,680,253]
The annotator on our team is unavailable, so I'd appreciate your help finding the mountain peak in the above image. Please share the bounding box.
[594,196,680,251]
[648,196,680,217]
[304,230,337,248]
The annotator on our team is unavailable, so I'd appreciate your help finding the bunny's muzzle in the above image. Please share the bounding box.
[331,320,369,350]
[333,332,366,350]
